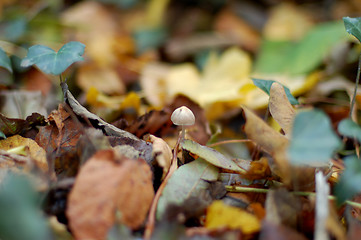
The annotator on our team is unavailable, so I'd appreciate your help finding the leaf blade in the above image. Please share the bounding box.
[343,16,361,43]
[0,47,12,73]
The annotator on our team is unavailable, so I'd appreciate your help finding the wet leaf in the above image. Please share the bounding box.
[338,118,361,143]
[181,139,246,173]
[252,78,299,105]
[21,41,85,75]
[67,149,154,239]
[343,17,361,43]
[205,200,261,234]
[288,109,342,166]
[157,158,219,219]
[0,47,12,73]
[335,155,361,204]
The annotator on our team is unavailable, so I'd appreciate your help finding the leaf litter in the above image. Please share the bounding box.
[1,1,361,240]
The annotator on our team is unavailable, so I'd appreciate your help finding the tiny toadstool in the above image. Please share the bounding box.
[171,106,195,140]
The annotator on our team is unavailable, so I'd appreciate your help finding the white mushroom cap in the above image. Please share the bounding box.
[171,106,195,126]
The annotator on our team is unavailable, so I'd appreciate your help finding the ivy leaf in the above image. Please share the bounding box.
[252,78,299,105]
[335,155,361,204]
[156,158,219,219]
[21,41,85,75]
[338,118,361,143]
[181,139,246,174]
[343,17,361,43]
[0,47,12,73]
[288,110,342,166]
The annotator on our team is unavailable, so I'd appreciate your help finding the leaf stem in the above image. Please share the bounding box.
[349,53,361,119]
[225,185,361,209]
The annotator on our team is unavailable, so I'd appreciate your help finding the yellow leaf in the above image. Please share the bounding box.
[205,200,260,234]
[0,135,48,172]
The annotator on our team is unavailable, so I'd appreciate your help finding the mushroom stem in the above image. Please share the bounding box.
[181,125,185,141]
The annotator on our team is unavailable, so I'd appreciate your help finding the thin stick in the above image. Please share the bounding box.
[225,185,361,209]
[207,139,253,148]
[144,134,181,239]
[349,54,361,119]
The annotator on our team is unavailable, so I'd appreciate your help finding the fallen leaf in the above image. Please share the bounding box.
[0,135,48,172]
[269,82,296,135]
[0,112,46,137]
[157,158,219,219]
[144,134,172,179]
[181,139,246,174]
[61,82,138,140]
[205,200,261,234]
[67,149,154,239]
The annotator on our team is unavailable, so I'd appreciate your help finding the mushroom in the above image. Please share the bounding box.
[171,106,195,140]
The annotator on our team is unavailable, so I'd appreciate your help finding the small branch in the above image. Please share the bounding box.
[207,139,253,148]
[349,54,361,119]
[225,185,361,209]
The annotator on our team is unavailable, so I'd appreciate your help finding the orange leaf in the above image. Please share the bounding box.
[67,149,154,240]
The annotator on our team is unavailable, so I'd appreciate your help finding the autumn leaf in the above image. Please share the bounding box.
[67,149,154,240]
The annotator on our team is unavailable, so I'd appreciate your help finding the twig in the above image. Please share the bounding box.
[349,54,361,119]
[207,139,253,148]
[144,135,181,239]
[225,185,361,209]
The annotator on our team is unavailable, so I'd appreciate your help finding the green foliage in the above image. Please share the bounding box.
[181,139,246,173]
[0,131,5,139]
[0,173,52,240]
[133,27,167,54]
[254,21,347,75]
[343,17,361,43]
[338,118,361,143]
[335,155,361,204]
[251,78,299,105]
[156,158,218,219]
[21,41,85,75]
[0,47,13,73]
[288,110,342,166]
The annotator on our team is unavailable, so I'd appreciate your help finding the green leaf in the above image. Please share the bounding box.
[21,41,85,75]
[0,131,5,139]
[251,78,299,105]
[156,158,218,219]
[0,47,12,73]
[254,21,347,75]
[288,109,342,166]
[181,139,246,173]
[343,17,361,43]
[335,155,361,204]
[338,118,361,143]
[287,21,346,75]
[0,173,52,240]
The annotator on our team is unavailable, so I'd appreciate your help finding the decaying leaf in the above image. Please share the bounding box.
[205,200,261,234]
[181,139,246,174]
[61,82,138,140]
[269,82,296,135]
[0,135,48,172]
[157,158,219,219]
[35,104,82,177]
[0,112,46,137]
[67,149,154,240]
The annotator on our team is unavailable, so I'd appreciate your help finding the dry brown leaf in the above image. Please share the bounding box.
[67,149,154,240]
[241,107,290,180]
[0,135,48,172]
[144,134,172,179]
[269,82,296,135]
